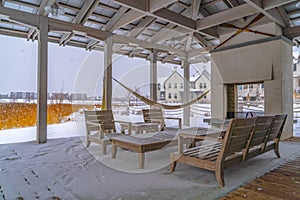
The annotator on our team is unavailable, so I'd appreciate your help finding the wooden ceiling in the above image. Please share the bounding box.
[0,0,300,65]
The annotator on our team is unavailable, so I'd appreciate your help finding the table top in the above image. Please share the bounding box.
[111,131,178,145]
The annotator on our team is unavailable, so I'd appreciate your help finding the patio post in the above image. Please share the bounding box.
[36,16,48,143]
[104,37,113,110]
[150,48,158,101]
[183,54,190,126]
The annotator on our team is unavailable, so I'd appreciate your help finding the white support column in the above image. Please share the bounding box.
[36,16,48,143]
[104,37,113,110]
[183,54,190,126]
[150,49,158,101]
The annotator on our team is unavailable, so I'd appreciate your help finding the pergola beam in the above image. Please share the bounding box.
[104,6,128,31]
[0,5,39,27]
[112,0,196,31]
[243,0,286,27]
[127,16,154,37]
[113,34,185,56]
[193,32,208,47]
[196,4,258,30]
[60,0,97,45]
[110,9,145,31]
[149,0,178,12]
[284,26,300,39]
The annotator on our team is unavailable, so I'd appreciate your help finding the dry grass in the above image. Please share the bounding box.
[0,103,101,130]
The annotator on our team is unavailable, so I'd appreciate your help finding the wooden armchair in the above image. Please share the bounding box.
[84,110,131,154]
[142,109,182,131]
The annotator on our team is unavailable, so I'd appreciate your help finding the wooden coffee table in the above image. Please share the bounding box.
[111,131,178,169]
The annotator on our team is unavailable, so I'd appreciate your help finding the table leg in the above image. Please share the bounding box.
[112,143,117,159]
[139,152,145,169]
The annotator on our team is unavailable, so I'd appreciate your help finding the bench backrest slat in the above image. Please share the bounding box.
[249,116,274,147]
[266,114,287,142]
[218,118,256,160]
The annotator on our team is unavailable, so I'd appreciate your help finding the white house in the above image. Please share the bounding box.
[158,68,211,103]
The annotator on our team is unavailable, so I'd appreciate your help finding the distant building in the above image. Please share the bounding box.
[9,91,37,100]
[157,68,211,103]
[238,84,264,101]
[293,57,300,97]
[70,93,87,100]
[0,94,9,99]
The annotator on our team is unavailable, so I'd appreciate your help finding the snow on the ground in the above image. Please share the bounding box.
[0,122,79,145]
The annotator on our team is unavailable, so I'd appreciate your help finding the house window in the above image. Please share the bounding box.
[243,85,248,89]
[249,85,253,89]
[199,83,203,89]
[157,83,161,91]
[168,83,171,88]
[203,83,207,89]
[180,83,183,89]
[174,93,177,99]
[261,84,264,89]
[168,93,171,99]
[294,64,297,72]
[174,83,177,89]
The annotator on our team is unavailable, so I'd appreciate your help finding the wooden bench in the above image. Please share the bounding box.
[84,110,131,155]
[170,115,287,187]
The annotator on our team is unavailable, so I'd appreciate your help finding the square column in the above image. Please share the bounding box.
[182,55,190,126]
[36,16,48,143]
[150,49,158,101]
[104,37,113,110]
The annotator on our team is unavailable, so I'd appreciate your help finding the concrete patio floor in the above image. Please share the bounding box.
[0,136,300,200]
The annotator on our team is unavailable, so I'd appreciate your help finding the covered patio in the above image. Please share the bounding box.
[1,0,300,199]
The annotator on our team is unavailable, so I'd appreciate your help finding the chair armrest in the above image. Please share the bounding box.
[114,121,132,135]
[114,120,132,125]
[164,117,182,129]
[86,121,101,127]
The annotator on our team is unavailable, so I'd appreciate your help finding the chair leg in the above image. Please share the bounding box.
[215,163,225,187]
[86,140,91,148]
[274,142,280,158]
[112,143,117,159]
[170,161,177,172]
[169,153,177,172]
[102,140,107,155]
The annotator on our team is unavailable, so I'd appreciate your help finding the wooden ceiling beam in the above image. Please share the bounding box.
[243,0,286,27]
[110,9,145,31]
[284,26,300,39]
[127,16,154,37]
[60,0,98,45]
[196,4,258,30]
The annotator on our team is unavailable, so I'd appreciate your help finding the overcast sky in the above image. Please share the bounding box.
[0,35,209,97]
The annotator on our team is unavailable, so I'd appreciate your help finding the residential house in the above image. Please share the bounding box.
[158,68,211,103]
